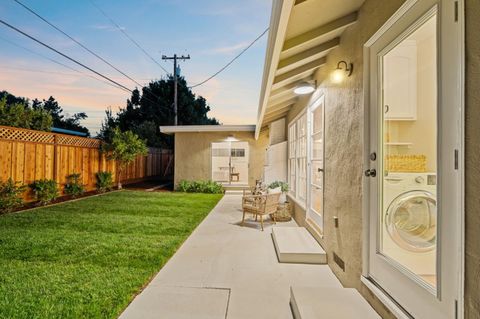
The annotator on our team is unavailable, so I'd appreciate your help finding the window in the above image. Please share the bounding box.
[288,123,296,196]
[231,148,245,157]
[288,112,307,206]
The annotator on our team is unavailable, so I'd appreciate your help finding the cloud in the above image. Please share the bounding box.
[90,24,126,32]
[202,41,250,55]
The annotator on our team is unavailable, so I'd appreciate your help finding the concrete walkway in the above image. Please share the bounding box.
[120,195,342,319]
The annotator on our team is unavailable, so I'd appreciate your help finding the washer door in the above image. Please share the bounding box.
[385,190,436,252]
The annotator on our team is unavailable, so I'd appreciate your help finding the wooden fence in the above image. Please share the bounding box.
[0,126,173,200]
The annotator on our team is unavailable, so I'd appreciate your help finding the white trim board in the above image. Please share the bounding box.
[160,125,256,134]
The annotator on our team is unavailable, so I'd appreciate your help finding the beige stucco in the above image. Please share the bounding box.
[173,131,269,188]
[285,0,426,318]
[283,0,479,318]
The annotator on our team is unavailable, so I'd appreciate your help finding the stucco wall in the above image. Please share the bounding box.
[464,0,480,318]
[286,0,408,318]
[285,0,478,318]
[173,131,269,187]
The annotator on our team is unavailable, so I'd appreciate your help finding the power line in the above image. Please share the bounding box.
[11,0,173,109]
[0,36,132,93]
[12,0,144,87]
[189,27,269,89]
[88,0,170,74]
[0,18,133,92]
[0,22,170,113]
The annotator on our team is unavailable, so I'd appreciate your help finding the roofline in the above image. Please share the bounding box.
[255,0,295,139]
[160,125,256,135]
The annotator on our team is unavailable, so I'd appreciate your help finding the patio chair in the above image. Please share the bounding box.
[241,193,280,231]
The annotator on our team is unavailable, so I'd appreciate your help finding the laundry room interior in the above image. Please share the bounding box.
[381,14,438,288]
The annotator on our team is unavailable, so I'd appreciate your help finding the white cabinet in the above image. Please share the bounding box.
[383,40,417,120]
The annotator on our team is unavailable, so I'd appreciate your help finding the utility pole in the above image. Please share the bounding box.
[162,54,190,126]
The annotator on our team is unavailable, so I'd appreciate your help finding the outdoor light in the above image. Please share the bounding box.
[331,60,353,83]
[293,81,315,95]
[224,135,239,142]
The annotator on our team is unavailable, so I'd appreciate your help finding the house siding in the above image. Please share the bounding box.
[173,131,269,188]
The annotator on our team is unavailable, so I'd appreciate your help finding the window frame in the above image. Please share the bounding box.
[288,110,308,208]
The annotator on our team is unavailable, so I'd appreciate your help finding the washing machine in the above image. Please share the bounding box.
[382,172,437,276]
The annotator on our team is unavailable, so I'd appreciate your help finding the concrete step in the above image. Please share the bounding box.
[272,227,327,264]
[290,286,380,319]
[224,190,245,195]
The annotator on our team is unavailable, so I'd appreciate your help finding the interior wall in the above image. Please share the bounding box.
[173,131,268,187]
[464,0,480,318]
[387,28,437,172]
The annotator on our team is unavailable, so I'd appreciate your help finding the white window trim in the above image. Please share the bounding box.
[288,109,308,209]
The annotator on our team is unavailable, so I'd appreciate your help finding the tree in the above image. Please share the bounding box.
[43,96,90,136]
[101,128,148,189]
[99,76,219,147]
[0,91,90,136]
[0,96,52,131]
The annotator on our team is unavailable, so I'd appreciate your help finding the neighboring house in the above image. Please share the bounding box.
[161,0,479,319]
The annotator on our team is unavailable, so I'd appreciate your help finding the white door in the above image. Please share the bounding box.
[364,1,463,318]
[211,141,249,185]
[307,96,325,233]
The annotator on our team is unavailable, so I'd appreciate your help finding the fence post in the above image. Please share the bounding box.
[53,134,58,182]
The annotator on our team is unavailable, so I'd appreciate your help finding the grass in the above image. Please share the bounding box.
[0,191,223,319]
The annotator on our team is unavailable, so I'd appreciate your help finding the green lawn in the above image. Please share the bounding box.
[0,191,222,319]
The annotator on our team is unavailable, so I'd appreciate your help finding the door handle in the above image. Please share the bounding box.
[364,169,377,177]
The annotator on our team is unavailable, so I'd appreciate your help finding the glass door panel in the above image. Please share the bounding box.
[308,97,324,232]
[212,141,249,185]
[380,14,438,289]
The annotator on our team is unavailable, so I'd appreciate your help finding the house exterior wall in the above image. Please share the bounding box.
[285,0,414,318]
[465,0,480,318]
[173,131,269,188]
[284,0,478,318]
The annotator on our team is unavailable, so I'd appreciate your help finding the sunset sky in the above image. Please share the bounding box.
[0,0,271,134]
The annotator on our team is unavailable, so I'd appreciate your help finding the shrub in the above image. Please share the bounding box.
[176,180,223,194]
[30,179,58,205]
[0,178,26,214]
[268,181,289,193]
[177,180,191,193]
[64,173,85,198]
[96,171,113,193]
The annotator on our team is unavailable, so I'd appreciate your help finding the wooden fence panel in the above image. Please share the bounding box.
[0,126,173,202]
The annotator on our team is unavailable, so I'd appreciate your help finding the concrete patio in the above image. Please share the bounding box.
[119,194,343,319]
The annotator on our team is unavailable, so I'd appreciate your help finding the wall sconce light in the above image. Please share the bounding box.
[294,81,316,95]
[331,60,353,83]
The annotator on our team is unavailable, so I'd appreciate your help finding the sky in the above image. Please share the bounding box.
[0,0,271,134]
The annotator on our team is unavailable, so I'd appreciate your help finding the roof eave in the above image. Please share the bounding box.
[160,125,256,135]
[255,0,296,139]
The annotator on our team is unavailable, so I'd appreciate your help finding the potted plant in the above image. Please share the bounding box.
[268,181,289,203]
[268,181,291,222]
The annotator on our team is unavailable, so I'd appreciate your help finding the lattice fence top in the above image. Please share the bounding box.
[0,125,101,148]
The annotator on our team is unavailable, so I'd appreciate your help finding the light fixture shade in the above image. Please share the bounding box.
[294,82,315,95]
[331,69,345,83]
[224,135,239,142]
